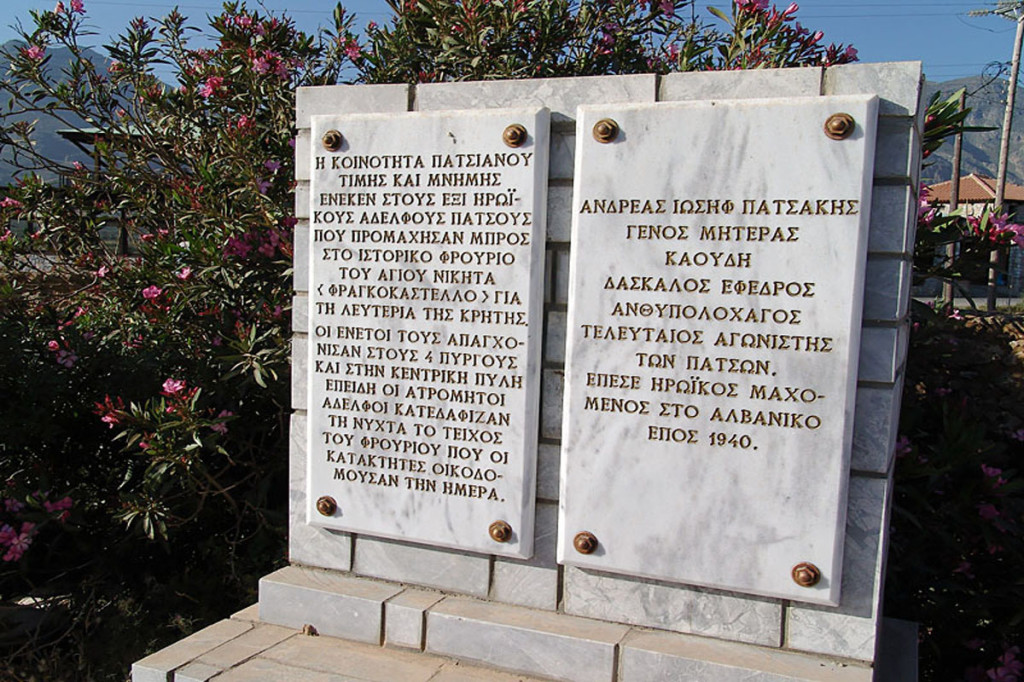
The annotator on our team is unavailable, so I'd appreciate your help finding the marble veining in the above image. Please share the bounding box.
[558,96,879,605]
[306,108,550,558]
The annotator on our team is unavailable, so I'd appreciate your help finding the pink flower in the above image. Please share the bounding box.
[783,2,799,15]
[844,46,858,60]
[982,464,1008,489]
[198,76,224,98]
[736,0,769,11]
[0,525,14,546]
[96,265,109,278]
[94,394,124,427]
[176,267,192,280]
[988,646,1024,681]
[21,45,45,61]
[55,1,66,13]
[978,503,1000,520]
[659,0,675,15]
[344,39,361,60]
[3,499,24,513]
[47,340,59,351]
[3,526,34,562]
[161,378,186,396]
[56,349,77,368]
[0,197,23,208]
[44,496,72,513]
[210,409,234,435]
[982,464,1003,478]
[70,0,84,13]
[142,285,162,300]
[952,560,973,577]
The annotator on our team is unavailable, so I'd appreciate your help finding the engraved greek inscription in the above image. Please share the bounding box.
[698,225,799,242]
[583,396,650,414]
[307,111,547,554]
[586,372,641,390]
[626,224,689,240]
[647,425,699,443]
[664,251,752,267]
[579,198,667,214]
[636,352,675,368]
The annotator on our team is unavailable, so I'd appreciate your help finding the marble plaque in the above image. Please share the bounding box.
[558,96,878,605]
[307,108,549,558]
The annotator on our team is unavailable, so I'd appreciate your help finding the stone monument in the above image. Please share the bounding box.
[133,63,922,681]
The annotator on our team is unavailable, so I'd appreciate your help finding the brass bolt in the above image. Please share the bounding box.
[322,129,344,151]
[573,531,598,555]
[592,118,619,144]
[791,562,822,588]
[823,113,855,140]
[316,496,337,517]
[502,124,528,148]
[489,520,512,543]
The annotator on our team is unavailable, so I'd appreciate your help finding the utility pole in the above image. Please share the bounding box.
[973,2,1024,310]
[943,91,967,309]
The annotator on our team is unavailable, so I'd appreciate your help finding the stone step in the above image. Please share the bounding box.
[133,565,915,681]
[254,565,884,682]
[131,603,551,682]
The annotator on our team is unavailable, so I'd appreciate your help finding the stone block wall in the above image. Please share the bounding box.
[285,63,922,668]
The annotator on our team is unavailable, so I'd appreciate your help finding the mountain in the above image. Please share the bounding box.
[922,75,1024,187]
[1,50,1021,189]
[0,40,99,186]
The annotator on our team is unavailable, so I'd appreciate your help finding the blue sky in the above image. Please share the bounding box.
[0,0,1019,83]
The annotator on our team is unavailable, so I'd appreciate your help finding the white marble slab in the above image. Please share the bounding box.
[307,108,549,558]
[558,96,878,605]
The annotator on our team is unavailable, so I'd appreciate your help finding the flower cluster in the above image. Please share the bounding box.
[222,225,290,260]
[0,522,35,562]
[0,488,74,562]
[702,1,857,70]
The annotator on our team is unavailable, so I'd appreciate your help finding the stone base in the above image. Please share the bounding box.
[131,565,916,681]
[131,601,550,682]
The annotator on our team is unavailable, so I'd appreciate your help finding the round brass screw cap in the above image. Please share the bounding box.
[791,562,822,587]
[489,520,512,543]
[573,531,598,554]
[592,118,619,143]
[322,129,344,151]
[823,113,855,140]
[316,496,337,517]
[503,124,527,148]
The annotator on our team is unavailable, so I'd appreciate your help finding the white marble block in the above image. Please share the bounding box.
[306,108,550,558]
[559,96,879,605]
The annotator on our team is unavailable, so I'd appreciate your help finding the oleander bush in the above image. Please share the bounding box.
[0,2,357,677]
[878,93,1024,681]
[0,0,855,678]
[889,309,1024,682]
